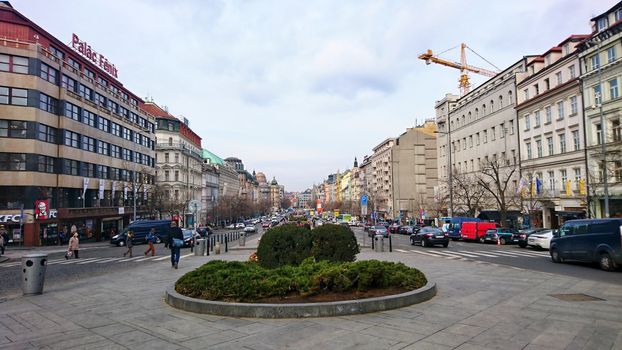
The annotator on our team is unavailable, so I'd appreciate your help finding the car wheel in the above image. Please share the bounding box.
[599,252,617,271]
[478,236,485,244]
[443,243,449,248]
[118,241,125,247]
[499,237,506,245]
[550,249,563,263]
[421,239,427,248]
[410,237,414,245]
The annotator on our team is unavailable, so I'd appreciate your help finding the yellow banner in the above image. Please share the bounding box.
[531,181,536,196]
[579,179,586,195]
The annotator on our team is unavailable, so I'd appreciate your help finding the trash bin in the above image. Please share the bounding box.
[239,232,246,247]
[22,253,48,295]
[194,239,205,256]
[374,234,384,252]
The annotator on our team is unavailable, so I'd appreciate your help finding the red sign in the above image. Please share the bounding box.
[71,33,118,78]
[35,200,49,220]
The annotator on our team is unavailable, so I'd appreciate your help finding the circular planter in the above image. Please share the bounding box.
[165,281,436,318]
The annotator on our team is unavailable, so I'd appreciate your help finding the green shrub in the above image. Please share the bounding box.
[256,224,312,268]
[175,259,427,302]
[309,224,359,263]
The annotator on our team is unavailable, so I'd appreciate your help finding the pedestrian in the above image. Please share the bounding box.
[58,226,67,246]
[123,231,134,257]
[66,226,79,259]
[144,228,156,256]
[169,221,183,269]
[0,225,6,256]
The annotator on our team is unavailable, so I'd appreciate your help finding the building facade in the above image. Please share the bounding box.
[517,35,589,228]
[0,3,156,245]
[578,3,622,218]
[146,102,202,227]
[370,138,395,218]
[391,121,438,220]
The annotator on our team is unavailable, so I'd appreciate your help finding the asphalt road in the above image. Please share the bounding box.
[353,227,622,285]
[0,228,258,299]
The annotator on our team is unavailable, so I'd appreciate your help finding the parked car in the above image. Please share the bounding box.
[368,225,389,238]
[527,230,554,250]
[398,225,414,235]
[388,223,400,234]
[182,229,198,247]
[513,229,547,248]
[550,218,622,271]
[244,225,256,233]
[196,226,213,237]
[495,228,519,245]
[225,223,236,229]
[235,223,245,229]
[261,221,271,228]
[410,227,449,248]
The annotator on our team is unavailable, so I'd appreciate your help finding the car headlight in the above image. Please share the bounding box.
[112,235,119,239]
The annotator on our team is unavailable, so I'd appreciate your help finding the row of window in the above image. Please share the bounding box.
[588,45,617,72]
[0,152,154,183]
[524,130,581,160]
[523,96,579,130]
[448,91,514,131]
[523,65,577,101]
[0,120,154,167]
[442,151,517,175]
[440,120,515,156]
[591,77,620,105]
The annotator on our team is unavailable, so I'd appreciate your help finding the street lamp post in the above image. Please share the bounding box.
[588,38,609,218]
[435,129,453,217]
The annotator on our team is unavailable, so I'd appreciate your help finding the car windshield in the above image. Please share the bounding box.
[374,226,386,230]
[421,227,441,233]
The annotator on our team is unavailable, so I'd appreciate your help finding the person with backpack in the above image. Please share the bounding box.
[144,228,157,256]
[123,231,134,257]
[169,221,183,269]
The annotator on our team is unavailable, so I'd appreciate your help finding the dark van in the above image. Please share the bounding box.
[110,220,172,247]
[550,218,622,271]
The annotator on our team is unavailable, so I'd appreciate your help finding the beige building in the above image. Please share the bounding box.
[578,3,622,218]
[370,138,395,218]
[436,58,532,225]
[516,35,589,228]
[391,121,438,220]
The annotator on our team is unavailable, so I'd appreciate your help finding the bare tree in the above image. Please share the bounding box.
[452,172,488,217]
[476,156,518,227]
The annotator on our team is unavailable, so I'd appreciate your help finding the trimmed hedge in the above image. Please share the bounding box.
[310,224,359,263]
[175,259,427,302]
[256,224,312,268]
[256,223,360,268]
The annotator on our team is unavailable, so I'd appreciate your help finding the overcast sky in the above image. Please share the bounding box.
[16,1,611,191]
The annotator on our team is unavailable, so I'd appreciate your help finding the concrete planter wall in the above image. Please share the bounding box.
[165,281,436,318]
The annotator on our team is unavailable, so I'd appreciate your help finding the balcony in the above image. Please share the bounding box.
[156,143,202,160]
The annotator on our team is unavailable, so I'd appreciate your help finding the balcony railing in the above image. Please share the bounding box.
[156,143,202,159]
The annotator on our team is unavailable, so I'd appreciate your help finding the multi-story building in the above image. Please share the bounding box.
[391,121,438,221]
[517,35,589,228]
[578,3,622,218]
[434,93,459,215]
[201,149,220,226]
[436,58,532,226]
[0,3,156,245]
[145,102,202,227]
[298,189,312,208]
[370,138,395,218]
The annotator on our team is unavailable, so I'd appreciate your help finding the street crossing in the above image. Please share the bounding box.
[394,248,550,261]
[0,253,195,268]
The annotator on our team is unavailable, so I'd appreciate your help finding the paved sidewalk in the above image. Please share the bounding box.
[1,236,621,349]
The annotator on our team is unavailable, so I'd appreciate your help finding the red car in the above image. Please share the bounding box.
[261,221,271,228]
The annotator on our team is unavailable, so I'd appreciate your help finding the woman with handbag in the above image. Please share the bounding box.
[123,231,134,257]
[169,221,183,269]
[66,227,79,259]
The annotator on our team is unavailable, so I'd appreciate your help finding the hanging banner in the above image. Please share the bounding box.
[99,179,105,199]
[82,178,89,199]
[35,199,49,219]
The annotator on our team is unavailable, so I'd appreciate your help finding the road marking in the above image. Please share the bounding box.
[95,258,121,264]
[409,249,443,258]
[448,251,479,258]
[134,256,157,262]
[468,251,503,258]
[431,251,465,259]
[153,256,170,261]
[395,249,409,253]
[180,253,193,260]
[56,257,99,265]
[118,256,143,262]
[77,258,111,264]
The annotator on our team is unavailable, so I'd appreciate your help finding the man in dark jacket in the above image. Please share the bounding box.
[169,221,183,269]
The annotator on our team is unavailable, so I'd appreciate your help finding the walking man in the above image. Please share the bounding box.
[144,228,156,256]
[169,221,183,269]
[123,231,134,257]
[66,228,79,259]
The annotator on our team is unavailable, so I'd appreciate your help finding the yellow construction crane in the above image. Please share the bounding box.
[418,43,500,96]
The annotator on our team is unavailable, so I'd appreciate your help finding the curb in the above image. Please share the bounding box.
[165,281,437,318]
[0,256,9,264]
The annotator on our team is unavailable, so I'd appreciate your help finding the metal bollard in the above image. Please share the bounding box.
[22,253,48,295]
[389,234,392,252]
[225,235,228,252]
[210,236,214,251]
[371,234,374,250]
[240,231,246,246]
[206,238,210,256]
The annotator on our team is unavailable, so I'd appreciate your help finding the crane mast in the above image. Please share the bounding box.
[418,43,499,96]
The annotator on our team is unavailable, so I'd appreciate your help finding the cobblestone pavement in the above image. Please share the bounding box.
[1,235,621,350]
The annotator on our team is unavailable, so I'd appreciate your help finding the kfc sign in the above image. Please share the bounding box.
[71,33,118,78]
[35,200,49,219]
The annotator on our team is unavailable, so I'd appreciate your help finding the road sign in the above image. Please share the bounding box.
[361,195,368,206]
[361,205,368,216]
